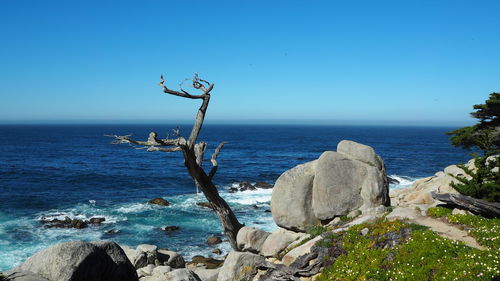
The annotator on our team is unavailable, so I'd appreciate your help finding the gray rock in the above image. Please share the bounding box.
[281,236,322,266]
[337,140,383,169]
[361,228,369,236]
[217,252,265,281]
[1,271,50,281]
[236,226,270,253]
[312,149,389,220]
[270,140,390,231]
[137,264,155,278]
[193,268,219,281]
[152,265,172,275]
[206,236,222,245]
[259,228,303,257]
[158,249,186,268]
[14,241,138,281]
[271,160,319,232]
[165,269,201,281]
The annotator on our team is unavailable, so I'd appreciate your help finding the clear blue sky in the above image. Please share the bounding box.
[0,0,499,125]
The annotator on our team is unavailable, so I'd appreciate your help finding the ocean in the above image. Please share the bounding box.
[0,124,471,270]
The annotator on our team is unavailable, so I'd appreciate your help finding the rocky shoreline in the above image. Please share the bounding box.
[2,140,498,281]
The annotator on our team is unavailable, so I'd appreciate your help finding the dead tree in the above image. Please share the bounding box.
[111,73,243,250]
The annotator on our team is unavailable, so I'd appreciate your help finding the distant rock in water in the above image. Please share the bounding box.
[162,225,180,232]
[254,181,273,189]
[148,198,170,206]
[230,181,274,192]
[271,140,390,231]
[39,215,106,229]
[206,235,222,245]
[89,217,106,224]
[9,241,138,281]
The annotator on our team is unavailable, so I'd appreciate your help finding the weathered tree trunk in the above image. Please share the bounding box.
[183,148,243,249]
[111,73,244,249]
[432,192,500,218]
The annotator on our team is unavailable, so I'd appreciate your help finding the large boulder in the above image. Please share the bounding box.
[216,252,265,281]
[13,241,138,281]
[271,140,389,231]
[271,161,319,231]
[236,226,270,253]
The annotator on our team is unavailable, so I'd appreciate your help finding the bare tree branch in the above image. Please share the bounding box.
[109,133,184,147]
[209,142,227,180]
[159,75,205,99]
[147,146,182,153]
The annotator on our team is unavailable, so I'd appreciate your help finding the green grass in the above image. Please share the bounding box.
[426,206,453,218]
[307,225,328,238]
[316,218,500,281]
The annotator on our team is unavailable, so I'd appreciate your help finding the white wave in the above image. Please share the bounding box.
[388,175,416,189]
[116,203,155,214]
[222,188,273,205]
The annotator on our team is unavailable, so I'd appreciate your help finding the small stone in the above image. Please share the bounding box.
[361,227,369,236]
[212,248,222,255]
[88,217,106,224]
[162,226,180,232]
[137,244,158,253]
[329,217,341,225]
[206,235,222,245]
[452,208,468,215]
[137,264,155,277]
[148,198,170,206]
[254,182,273,189]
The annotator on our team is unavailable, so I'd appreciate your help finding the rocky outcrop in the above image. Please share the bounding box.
[260,228,305,257]
[13,241,138,281]
[389,161,471,208]
[271,140,389,231]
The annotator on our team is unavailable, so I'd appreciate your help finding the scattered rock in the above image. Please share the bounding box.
[157,249,185,268]
[212,248,222,255]
[254,182,273,189]
[148,198,170,206]
[236,226,270,253]
[152,265,171,275]
[217,251,265,281]
[361,228,369,236]
[89,217,106,224]
[206,235,222,245]
[328,217,342,226]
[13,241,138,281]
[39,216,88,229]
[137,264,155,278]
[239,181,255,191]
[228,188,238,193]
[387,176,400,184]
[190,256,224,269]
[162,226,180,232]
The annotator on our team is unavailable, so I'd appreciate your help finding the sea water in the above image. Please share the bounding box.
[0,124,471,270]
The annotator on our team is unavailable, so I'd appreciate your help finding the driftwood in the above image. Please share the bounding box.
[110,73,243,249]
[432,192,500,218]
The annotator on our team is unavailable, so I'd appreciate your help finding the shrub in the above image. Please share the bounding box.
[426,206,453,218]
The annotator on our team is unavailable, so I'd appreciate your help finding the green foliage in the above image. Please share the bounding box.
[447,214,500,249]
[426,206,453,218]
[450,154,500,202]
[316,218,500,281]
[339,215,350,222]
[447,92,500,153]
[307,225,328,238]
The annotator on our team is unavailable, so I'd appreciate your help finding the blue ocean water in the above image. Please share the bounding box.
[0,124,471,270]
